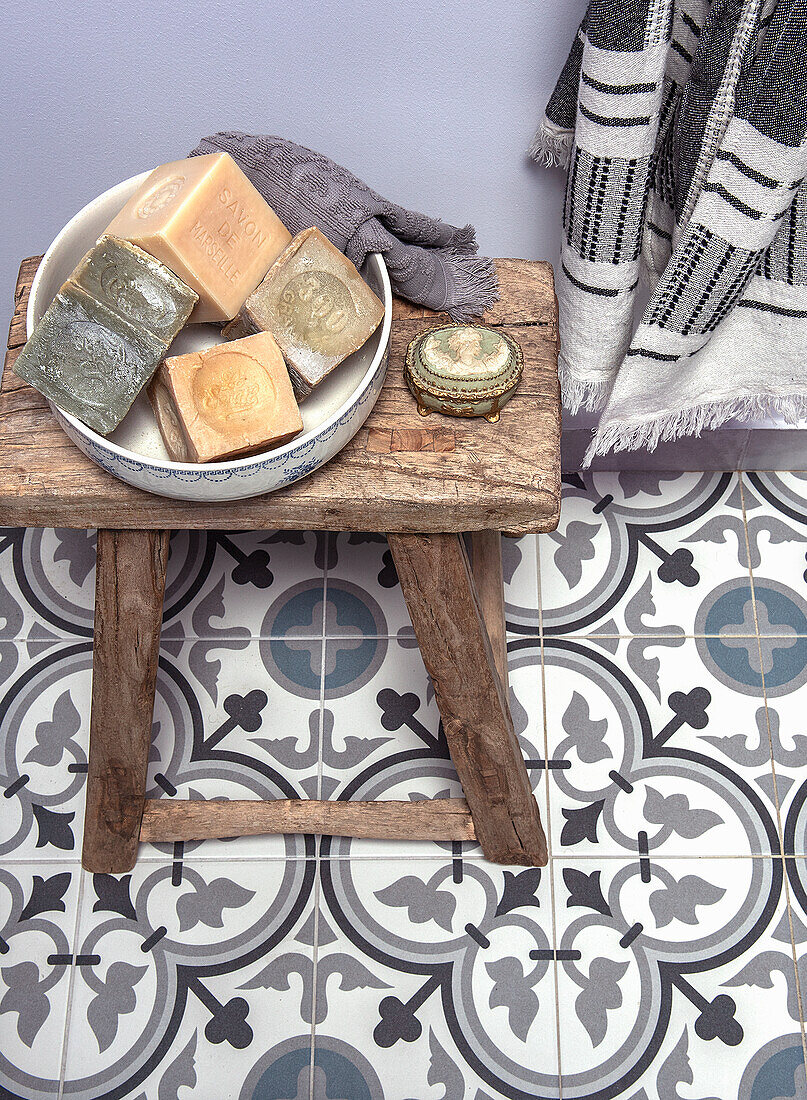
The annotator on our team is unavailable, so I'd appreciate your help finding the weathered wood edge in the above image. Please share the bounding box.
[1,256,560,535]
[82,529,170,873]
[388,532,548,866]
[139,796,476,842]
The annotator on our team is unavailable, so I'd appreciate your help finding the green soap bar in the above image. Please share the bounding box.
[14,285,169,435]
[14,235,198,435]
[71,235,197,344]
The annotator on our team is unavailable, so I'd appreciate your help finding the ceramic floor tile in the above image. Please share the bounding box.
[0,640,92,862]
[731,640,807,857]
[537,471,751,639]
[317,856,560,1098]
[743,473,807,635]
[541,634,780,858]
[326,532,411,640]
[163,528,328,640]
[0,528,96,642]
[0,862,82,1098]
[319,634,548,861]
[553,856,805,1099]
[61,858,316,1100]
[325,532,541,640]
[142,637,323,861]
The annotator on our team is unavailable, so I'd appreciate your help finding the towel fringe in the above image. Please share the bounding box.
[528,116,574,169]
[583,392,807,466]
[444,254,500,322]
[559,360,611,414]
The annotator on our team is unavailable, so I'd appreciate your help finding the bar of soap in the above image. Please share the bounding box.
[223,227,385,398]
[148,332,303,462]
[13,236,198,435]
[106,153,291,324]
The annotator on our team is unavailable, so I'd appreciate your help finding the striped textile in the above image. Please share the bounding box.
[532,0,807,462]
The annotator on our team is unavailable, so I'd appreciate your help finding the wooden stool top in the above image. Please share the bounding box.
[0,257,560,535]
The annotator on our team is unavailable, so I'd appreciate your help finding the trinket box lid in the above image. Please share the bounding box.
[405,324,523,400]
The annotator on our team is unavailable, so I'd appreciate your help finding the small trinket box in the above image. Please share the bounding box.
[404,324,523,422]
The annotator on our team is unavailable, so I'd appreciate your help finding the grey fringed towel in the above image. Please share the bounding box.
[190,133,498,322]
[532,0,807,463]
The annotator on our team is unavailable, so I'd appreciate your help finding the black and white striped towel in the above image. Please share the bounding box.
[532,0,807,462]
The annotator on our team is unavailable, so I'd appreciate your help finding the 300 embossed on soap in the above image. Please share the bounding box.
[14,236,198,435]
[224,227,385,398]
[106,153,292,324]
[148,332,303,462]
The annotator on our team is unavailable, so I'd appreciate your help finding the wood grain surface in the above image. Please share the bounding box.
[140,796,476,842]
[388,531,547,865]
[82,529,169,873]
[1,258,560,534]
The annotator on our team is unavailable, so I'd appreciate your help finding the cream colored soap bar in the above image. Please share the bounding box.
[224,227,385,397]
[106,153,291,324]
[148,332,303,462]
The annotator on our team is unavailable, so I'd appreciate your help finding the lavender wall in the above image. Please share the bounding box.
[1,0,587,324]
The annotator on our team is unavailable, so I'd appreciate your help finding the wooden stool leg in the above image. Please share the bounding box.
[468,531,508,691]
[82,529,169,873]
[388,532,547,866]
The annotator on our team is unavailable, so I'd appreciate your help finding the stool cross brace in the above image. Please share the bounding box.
[82,527,548,871]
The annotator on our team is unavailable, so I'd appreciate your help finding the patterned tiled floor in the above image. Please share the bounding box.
[3,472,807,1098]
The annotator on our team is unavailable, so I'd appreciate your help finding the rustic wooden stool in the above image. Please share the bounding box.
[1,258,560,872]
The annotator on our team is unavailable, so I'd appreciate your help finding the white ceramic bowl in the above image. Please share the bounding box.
[27,171,392,502]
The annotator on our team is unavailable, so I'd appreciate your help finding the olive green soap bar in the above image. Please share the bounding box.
[14,236,198,435]
[224,227,385,399]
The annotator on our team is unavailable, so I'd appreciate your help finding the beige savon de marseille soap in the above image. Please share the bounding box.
[148,332,303,462]
[106,153,291,323]
[224,227,385,397]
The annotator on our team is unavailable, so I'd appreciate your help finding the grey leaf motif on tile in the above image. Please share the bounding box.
[254,707,320,768]
[427,1029,465,1100]
[643,786,722,839]
[0,575,24,637]
[19,871,71,920]
[617,472,678,499]
[562,691,610,763]
[189,577,250,704]
[0,961,50,1046]
[53,528,97,586]
[563,867,610,916]
[574,957,628,1048]
[550,521,600,589]
[375,874,456,932]
[723,950,801,1022]
[684,514,748,566]
[500,537,522,586]
[158,1030,197,1100]
[320,706,392,769]
[316,954,390,1025]
[23,690,81,766]
[241,952,388,1025]
[176,878,255,932]
[485,956,539,1041]
[87,961,148,1052]
[623,577,685,700]
[701,707,773,766]
[649,874,725,929]
[656,1027,720,1100]
[510,687,530,738]
[768,707,807,769]
[745,516,807,570]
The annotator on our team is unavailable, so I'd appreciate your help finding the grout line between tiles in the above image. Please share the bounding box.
[57,864,87,1098]
[740,475,807,1059]
[308,535,331,1100]
[537,533,563,1094]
